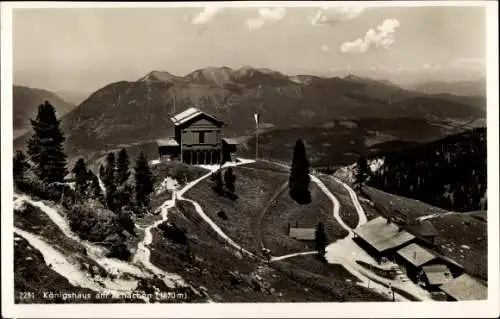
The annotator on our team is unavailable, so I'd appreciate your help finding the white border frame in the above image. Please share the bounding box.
[1,1,499,318]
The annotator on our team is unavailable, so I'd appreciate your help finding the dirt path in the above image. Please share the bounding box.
[332,177,368,227]
[254,180,288,251]
[178,159,258,258]
[132,190,186,288]
[270,251,317,262]
[14,227,146,301]
[258,160,431,301]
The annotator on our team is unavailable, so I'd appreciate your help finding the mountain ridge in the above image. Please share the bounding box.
[14,66,486,158]
[13,85,76,138]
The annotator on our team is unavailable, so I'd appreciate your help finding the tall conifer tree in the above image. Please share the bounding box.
[27,101,67,183]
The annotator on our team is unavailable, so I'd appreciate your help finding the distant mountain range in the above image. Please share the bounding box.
[14,66,486,158]
[405,78,486,97]
[13,86,76,138]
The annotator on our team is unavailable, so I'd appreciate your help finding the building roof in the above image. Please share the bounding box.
[397,243,437,267]
[222,138,239,145]
[422,264,453,286]
[170,107,223,126]
[353,216,415,253]
[405,220,438,237]
[439,273,487,301]
[157,137,179,147]
[289,228,315,241]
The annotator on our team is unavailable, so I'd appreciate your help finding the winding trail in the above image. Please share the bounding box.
[258,160,431,301]
[255,180,289,250]
[271,251,317,262]
[132,190,185,288]
[14,227,145,300]
[13,158,256,303]
[178,159,257,258]
[14,158,430,302]
[14,195,149,280]
[333,177,368,227]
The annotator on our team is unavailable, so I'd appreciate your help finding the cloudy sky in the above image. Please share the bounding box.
[13,4,487,93]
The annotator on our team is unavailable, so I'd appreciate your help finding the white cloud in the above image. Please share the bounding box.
[309,7,364,27]
[340,18,400,53]
[245,8,286,31]
[192,7,223,24]
[321,45,330,52]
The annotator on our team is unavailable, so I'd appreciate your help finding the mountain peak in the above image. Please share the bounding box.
[140,70,182,83]
[186,66,236,86]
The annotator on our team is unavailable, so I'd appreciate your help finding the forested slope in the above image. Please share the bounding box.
[368,127,486,212]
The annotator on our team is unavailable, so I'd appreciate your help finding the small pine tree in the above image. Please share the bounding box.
[102,152,116,189]
[289,139,311,204]
[72,158,91,199]
[134,152,153,208]
[26,101,67,184]
[116,148,131,186]
[88,169,103,200]
[103,152,119,211]
[212,170,224,195]
[13,150,30,185]
[355,156,370,189]
[224,167,236,193]
[315,222,327,261]
[99,164,105,181]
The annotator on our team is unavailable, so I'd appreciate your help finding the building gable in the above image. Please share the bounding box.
[171,107,223,128]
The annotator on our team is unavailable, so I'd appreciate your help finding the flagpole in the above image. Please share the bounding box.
[256,118,259,160]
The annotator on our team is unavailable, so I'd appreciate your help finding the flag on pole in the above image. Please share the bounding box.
[253,112,260,125]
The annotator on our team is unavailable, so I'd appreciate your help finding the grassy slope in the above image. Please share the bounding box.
[150,200,386,302]
[361,186,487,280]
[362,186,450,218]
[431,212,487,280]
[262,182,349,256]
[183,165,289,254]
[14,236,123,304]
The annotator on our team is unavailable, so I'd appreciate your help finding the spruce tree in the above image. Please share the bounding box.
[289,139,311,204]
[26,101,67,184]
[315,221,327,261]
[13,150,30,185]
[88,169,103,200]
[72,158,91,199]
[103,152,119,211]
[102,152,116,189]
[99,164,105,181]
[116,148,131,186]
[134,152,153,207]
[224,167,236,193]
[355,156,370,189]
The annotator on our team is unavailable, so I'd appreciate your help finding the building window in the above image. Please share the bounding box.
[199,132,205,144]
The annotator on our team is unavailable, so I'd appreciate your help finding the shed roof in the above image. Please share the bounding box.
[222,138,239,145]
[397,243,437,267]
[439,273,487,301]
[353,216,415,253]
[422,264,453,286]
[157,137,180,147]
[289,228,315,241]
[170,107,223,126]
